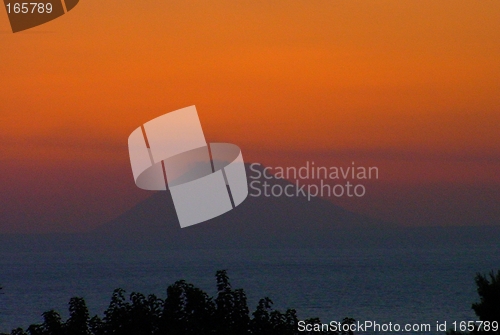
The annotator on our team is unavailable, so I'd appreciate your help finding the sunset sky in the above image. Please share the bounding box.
[1,0,499,233]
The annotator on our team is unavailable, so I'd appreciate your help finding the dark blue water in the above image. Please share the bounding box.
[0,244,499,333]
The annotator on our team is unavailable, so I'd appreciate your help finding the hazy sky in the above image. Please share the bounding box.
[1,1,499,233]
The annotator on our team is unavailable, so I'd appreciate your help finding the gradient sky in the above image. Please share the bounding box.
[1,0,499,233]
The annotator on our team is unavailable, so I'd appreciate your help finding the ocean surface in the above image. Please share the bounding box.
[0,243,499,334]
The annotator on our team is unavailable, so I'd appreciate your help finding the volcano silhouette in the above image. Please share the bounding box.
[92,163,389,248]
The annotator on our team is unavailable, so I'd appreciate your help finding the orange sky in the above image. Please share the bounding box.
[1,1,499,232]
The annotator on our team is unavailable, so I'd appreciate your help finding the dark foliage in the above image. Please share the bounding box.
[446,269,500,335]
[472,270,500,323]
[2,270,349,335]
[470,270,500,334]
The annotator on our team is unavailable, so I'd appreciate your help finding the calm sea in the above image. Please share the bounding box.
[0,244,499,334]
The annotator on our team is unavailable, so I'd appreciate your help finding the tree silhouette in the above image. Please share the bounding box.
[214,270,250,335]
[472,270,500,323]
[470,270,500,334]
[3,270,350,335]
[65,297,91,335]
[446,269,500,335]
[27,310,64,335]
[161,279,215,335]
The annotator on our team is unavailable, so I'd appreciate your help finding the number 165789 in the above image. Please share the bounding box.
[5,3,53,14]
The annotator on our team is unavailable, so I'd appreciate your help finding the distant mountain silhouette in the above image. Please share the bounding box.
[90,163,392,248]
[1,163,498,252]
